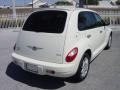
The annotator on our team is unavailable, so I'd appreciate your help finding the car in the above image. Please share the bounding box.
[12,8,112,81]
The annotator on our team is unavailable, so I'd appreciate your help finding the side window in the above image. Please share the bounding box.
[94,13,104,27]
[78,12,96,31]
[78,12,87,30]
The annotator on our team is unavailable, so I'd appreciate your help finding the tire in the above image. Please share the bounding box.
[105,34,112,50]
[74,53,90,82]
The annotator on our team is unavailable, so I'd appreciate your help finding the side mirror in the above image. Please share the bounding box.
[102,20,110,26]
[104,21,110,26]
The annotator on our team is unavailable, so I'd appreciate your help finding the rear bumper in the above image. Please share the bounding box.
[12,53,77,78]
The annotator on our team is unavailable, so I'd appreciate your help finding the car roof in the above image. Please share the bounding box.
[33,7,97,13]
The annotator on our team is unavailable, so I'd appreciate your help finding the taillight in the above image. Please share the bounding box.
[66,47,78,62]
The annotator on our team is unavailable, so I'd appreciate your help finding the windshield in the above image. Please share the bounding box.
[23,10,67,33]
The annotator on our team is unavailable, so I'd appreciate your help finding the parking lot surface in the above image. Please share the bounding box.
[0,29,120,90]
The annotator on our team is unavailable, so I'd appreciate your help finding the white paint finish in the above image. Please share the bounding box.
[12,53,77,77]
[12,8,112,78]
[15,31,65,64]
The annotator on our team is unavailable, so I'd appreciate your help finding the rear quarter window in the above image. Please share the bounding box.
[23,10,67,33]
[78,11,96,31]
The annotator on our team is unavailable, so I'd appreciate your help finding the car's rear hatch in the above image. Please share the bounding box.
[15,10,68,64]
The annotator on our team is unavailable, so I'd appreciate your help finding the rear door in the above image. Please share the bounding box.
[77,11,102,54]
[15,10,68,64]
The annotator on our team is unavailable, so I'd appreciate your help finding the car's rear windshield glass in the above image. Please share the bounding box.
[23,10,67,33]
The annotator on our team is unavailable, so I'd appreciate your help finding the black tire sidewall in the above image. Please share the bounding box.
[75,53,90,81]
[108,35,112,48]
[105,35,112,49]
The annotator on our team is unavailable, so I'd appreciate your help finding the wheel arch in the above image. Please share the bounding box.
[73,49,92,81]
[110,31,112,37]
[84,49,92,61]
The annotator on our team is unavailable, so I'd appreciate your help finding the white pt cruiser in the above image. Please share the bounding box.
[12,8,112,81]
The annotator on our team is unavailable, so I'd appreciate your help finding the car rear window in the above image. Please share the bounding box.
[23,10,67,33]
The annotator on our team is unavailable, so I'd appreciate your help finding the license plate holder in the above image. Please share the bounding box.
[25,63,38,73]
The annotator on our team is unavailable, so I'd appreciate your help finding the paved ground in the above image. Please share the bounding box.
[0,29,120,90]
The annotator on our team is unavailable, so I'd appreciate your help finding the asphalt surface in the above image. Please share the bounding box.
[0,29,120,90]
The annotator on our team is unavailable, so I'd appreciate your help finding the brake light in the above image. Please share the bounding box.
[66,47,78,62]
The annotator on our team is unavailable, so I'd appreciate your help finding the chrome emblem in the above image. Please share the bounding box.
[27,46,43,51]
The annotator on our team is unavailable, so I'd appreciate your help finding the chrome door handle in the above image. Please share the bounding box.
[87,34,91,38]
